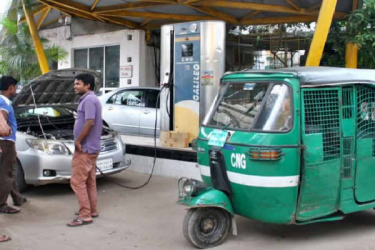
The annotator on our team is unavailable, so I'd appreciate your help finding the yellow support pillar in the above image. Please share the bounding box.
[305,0,337,66]
[22,0,49,74]
[344,0,359,68]
[345,43,358,68]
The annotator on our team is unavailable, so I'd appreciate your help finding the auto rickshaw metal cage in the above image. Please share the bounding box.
[178,67,375,249]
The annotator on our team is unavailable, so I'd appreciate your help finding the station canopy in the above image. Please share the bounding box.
[8,0,360,30]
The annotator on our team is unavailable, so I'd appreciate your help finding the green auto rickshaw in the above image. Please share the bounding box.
[178,67,375,248]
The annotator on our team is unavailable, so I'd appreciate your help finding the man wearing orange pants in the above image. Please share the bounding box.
[67,73,102,227]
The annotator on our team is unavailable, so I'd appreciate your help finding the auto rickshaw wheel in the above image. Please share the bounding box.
[183,207,231,249]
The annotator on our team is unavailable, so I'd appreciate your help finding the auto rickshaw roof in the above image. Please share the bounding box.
[224,67,375,86]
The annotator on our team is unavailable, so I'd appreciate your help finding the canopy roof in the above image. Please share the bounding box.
[225,67,375,86]
[8,0,361,30]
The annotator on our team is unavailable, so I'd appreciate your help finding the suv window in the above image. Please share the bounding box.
[144,90,160,108]
[107,90,143,107]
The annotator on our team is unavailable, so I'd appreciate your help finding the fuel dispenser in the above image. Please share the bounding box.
[160,21,225,143]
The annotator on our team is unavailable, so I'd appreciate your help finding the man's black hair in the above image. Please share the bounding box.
[0,76,18,91]
[75,73,95,91]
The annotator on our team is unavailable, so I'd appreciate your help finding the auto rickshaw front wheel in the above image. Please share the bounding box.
[183,207,231,249]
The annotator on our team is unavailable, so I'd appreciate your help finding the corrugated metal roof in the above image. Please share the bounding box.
[7,0,361,30]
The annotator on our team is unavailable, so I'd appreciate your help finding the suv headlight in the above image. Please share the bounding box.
[26,139,70,155]
[114,131,124,144]
[113,131,126,154]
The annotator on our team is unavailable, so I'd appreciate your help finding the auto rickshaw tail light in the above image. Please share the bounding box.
[248,148,283,161]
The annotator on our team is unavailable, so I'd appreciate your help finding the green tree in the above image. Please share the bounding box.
[0,17,67,83]
[322,0,375,68]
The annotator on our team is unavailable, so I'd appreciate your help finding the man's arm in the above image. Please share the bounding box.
[74,119,94,152]
[1,110,11,136]
[1,110,8,120]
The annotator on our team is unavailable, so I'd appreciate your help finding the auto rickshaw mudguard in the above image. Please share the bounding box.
[178,189,234,215]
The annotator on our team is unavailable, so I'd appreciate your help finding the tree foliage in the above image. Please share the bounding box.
[322,0,375,68]
[0,17,67,83]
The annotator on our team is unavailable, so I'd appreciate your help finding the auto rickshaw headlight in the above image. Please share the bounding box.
[182,179,207,197]
[183,180,195,195]
[183,182,194,195]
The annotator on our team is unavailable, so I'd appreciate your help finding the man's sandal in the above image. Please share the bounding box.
[67,218,93,227]
[0,206,20,214]
[0,235,11,243]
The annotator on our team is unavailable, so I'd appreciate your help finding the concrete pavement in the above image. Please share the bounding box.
[1,170,375,250]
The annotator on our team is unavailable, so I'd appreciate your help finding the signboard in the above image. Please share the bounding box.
[208,129,229,147]
[120,65,132,78]
[201,70,214,86]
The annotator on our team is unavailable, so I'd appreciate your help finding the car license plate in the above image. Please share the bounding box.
[97,158,113,171]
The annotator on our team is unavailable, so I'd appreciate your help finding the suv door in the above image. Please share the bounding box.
[140,89,160,136]
[103,89,144,134]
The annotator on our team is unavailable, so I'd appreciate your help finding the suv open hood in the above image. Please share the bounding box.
[13,68,102,108]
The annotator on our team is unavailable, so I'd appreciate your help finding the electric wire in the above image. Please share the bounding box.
[166,86,170,116]
[30,85,47,140]
[96,85,165,189]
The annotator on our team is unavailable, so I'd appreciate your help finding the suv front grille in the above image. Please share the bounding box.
[101,138,117,152]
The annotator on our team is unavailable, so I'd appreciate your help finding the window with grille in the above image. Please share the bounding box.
[73,45,120,88]
[303,89,341,161]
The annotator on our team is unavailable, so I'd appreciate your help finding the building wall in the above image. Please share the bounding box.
[39,25,157,89]
[126,154,201,180]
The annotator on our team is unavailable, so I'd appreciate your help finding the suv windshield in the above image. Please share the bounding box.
[204,82,292,132]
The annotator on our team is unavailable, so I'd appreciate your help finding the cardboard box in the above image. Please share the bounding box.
[160,131,170,142]
[160,131,189,148]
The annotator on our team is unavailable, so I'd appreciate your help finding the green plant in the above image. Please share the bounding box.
[0,17,67,83]
[322,0,375,68]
